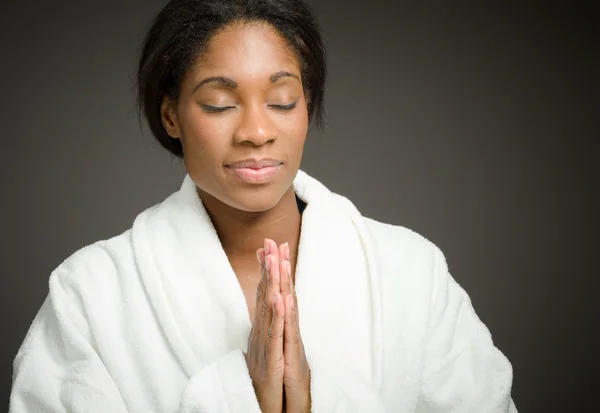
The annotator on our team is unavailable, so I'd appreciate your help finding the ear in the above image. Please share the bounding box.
[160,96,182,139]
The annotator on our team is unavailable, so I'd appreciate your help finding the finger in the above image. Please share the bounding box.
[255,245,269,302]
[284,258,299,327]
[278,242,287,263]
[287,260,301,327]
[284,295,301,370]
[256,247,265,272]
[288,260,296,296]
[265,291,285,375]
[280,243,292,299]
[260,239,280,343]
[251,246,268,343]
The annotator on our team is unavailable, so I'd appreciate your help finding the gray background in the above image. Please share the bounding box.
[1,1,598,411]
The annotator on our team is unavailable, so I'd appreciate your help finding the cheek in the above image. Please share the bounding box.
[180,109,232,159]
[277,109,309,148]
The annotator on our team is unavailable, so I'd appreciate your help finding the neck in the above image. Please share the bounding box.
[197,185,302,267]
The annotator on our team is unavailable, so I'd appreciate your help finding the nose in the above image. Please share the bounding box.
[233,102,277,146]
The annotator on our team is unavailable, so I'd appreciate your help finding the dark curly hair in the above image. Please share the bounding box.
[135,0,327,158]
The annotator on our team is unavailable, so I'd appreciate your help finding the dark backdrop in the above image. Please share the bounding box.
[1,1,598,412]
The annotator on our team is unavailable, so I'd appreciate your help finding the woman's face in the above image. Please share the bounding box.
[161,21,309,212]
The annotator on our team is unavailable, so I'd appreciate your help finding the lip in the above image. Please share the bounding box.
[225,158,283,184]
[226,158,283,169]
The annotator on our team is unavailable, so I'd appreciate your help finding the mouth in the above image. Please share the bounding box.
[225,158,283,184]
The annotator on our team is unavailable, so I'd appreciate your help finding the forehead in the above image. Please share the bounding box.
[190,22,300,81]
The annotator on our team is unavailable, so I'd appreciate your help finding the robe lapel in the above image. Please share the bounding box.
[132,175,250,377]
[132,170,381,386]
[293,172,378,386]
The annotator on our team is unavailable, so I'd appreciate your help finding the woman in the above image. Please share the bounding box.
[9,0,517,412]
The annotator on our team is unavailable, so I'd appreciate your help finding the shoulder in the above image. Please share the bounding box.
[365,217,448,284]
[365,216,444,262]
[49,229,136,300]
[330,192,449,296]
[331,192,445,264]
[15,230,137,365]
[50,193,172,291]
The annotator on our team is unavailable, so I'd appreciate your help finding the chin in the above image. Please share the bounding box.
[225,187,287,213]
[192,169,296,213]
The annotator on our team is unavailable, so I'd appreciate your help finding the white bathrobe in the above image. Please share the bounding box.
[9,170,517,413]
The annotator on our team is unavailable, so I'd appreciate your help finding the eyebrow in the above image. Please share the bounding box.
[270,71,299,83]
[192,71,299,93]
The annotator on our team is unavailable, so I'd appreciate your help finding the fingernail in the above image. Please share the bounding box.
[282,242,289,261]
[264,239,270,255]
[265,255,271,271]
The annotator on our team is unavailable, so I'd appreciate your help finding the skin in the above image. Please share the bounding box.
[160,21,311,413]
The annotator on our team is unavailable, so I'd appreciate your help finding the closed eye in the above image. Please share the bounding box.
[200,102,298,113]
[201,104,234,113]
[270,102,297,111]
